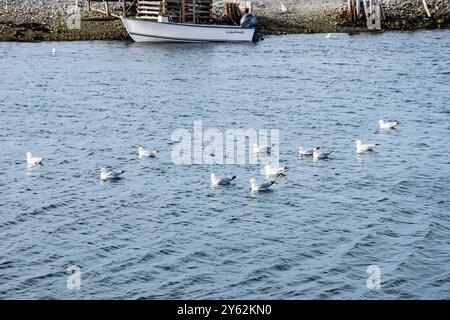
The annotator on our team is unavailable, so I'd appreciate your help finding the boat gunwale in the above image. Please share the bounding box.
[121,17,255,30]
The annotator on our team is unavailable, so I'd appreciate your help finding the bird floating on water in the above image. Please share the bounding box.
[355,140,380,154]
[325,33,331,39]
[263,164,288,177]
[100,168,125,181]
[52,48,57,55]
[248,178,276,192]
[26,152,44,166]
[378,119,400,130]
[210,173,236,187]
[252,144,275,155]
[313,147,333,161]
[138,147,159,159]
[298,147,314,156]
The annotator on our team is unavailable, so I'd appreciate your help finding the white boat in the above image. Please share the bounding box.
[121,15,258,43]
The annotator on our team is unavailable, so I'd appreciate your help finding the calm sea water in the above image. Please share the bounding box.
[0,30,449,299]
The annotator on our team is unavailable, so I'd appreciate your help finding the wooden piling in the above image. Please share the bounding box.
[356,0,360,20]
[104,0,110,17]
[367,0,382,31]
[347,0,353,22]
[363,0,368,18]
[422,0,431,18]
[181,0,186,22]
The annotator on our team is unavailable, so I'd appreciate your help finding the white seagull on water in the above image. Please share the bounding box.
[263,164,288,177]
[210,173,237,187]
[138,147,159,158]
[325,33,331,39]
[298,147,314,156]
[26,152,44,166]
[355,140,380,154]
[313,147,334,161]
[252,144,275,155]
[100,168,125,181]
[248,178,276,192]
[378,119,400,130]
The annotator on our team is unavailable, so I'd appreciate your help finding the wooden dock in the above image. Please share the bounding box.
[86,0,135,18]
[85,0,214,23]
[84,1,254,24]
[347,0,384,31]
[136,0,213,23]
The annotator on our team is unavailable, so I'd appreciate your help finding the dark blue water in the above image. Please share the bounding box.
[0,30,449,299]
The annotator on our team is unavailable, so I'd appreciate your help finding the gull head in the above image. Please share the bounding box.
[210,172,216,179]
[313,147,320,151]
[138,147,144,152]
[100,168,107,173]
[378,120,384,125]
[25,152,32,158]
[354,140,362,145]
[248,178,257,184]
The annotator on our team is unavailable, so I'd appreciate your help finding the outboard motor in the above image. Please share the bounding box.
[240,13,258,29]
[240,13,262,42]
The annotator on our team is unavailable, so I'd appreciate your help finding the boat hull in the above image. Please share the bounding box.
[121,18,256,43]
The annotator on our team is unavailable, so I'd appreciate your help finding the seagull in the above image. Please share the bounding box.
[252,144,275,155]
[281,4,287,13]
[325,33,331,39]
[355,140,380,154]
[378,119,400,130]
[248,178,276,192]
[263,164,288,177]
[26,152,44,166]
[52,48,57,55]
[210,173,236,187]
[138,147,159,158]
[100,168,125,181]
[298,147,314,156]
[313,147,333,160]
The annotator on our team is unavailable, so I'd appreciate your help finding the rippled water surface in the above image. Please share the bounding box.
[0,31,449,299]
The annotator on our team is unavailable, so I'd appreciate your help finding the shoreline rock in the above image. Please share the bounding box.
[0,0,448,41]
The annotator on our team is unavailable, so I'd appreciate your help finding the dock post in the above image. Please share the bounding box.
[87,0,91,12]
[104,0,110,17]
[366,0,382,30]
[422,0,431,18]
[356,0,360,20]
[123,0,126,16]
[347,0,353,22]
[181,0,185,23]
[363,0,368,18]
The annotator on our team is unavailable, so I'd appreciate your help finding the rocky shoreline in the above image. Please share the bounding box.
[0,0,448,41]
